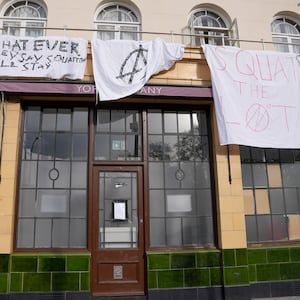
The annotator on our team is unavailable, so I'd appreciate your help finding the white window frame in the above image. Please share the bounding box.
[94,3,141,41]
[0,0,47,37]
[271,16,300,53]
[188,9,229,46]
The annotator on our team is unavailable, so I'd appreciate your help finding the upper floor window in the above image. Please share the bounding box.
[94,4,140,40]
[189,9,229,46]
[271,16,300,53]
[1,0,47,37]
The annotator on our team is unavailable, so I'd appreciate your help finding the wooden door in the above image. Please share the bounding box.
[91,166,145,296]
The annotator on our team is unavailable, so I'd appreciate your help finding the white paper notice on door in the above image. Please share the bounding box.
[113,201,127,220]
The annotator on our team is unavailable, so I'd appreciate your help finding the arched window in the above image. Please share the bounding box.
[1,0,47,37]
[95,4,140,40]
[271,16,300,53]
[189,9,229,46]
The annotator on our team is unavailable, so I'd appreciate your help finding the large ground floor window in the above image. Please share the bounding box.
[241,146,300,243]
[16,104,215,250]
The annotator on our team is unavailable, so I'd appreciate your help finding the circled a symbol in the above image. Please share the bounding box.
[49,168,59,181]
[116,44,148,84]
[246,103,269,132]
[175,169,185,181]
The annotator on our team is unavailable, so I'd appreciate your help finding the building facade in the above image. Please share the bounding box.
[0,0,299,299]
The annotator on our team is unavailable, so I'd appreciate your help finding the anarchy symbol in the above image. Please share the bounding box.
[116,44,148,84]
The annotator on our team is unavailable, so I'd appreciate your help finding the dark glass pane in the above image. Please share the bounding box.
[284,188,300,213]
[72,134,88,160]
[240,146,251,162]
[73,107,88,132]
[195,162,211,188]
[265,149,279,162]
[35,219,51,247]
[71,162,87,188]
[41,108,56,131]
[245,215,257,242]
[95,133,109,160]
[166,218,182,246]
[241,164,253,188]
[55,133,71,160]
[18,189,36,217]
[251,148,265,162]
[24,107,40,131]
[149,190,165,217]
[17,219,34,247]
[282,163,300,187]
[52,219,69,247]
[257,215,272,241]
[148,135,163,161]
[178,112,191,134]
[40,133,55,160]
[269,189,285,213]
[70,219,86,247]
[20,161,37,188]
[148,110,162,134]
[111,110,125,132]
[96,109,110,132]
[57,109,71,131]
[150,218,165,246]
[280,149,294,163]
[294,150,300,161]
[272,215,288,241]
[177,135,193,161]
[195,189,213,216]
[253,164,268,187]
[126,134,141,160]
[70,190,87,218]
[148,162,164,189]
[54,161,70,188]
[182,217,199,245]
[164,112,177,133]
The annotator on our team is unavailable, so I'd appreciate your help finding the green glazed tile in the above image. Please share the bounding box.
[147,271,157,289]
[267,248,289,263]
[222,249,235,267]
[185,269,209,287]
[197,251,221,267]
[11,256,37,272]
[52,272,79,291]
[280,262,300,280]
[23,273,51,292]
[39,256,66,272]
[0,273,8,293]
[67,256,89,272]
[290,247,300,262]
[256,264,280,281]
[236,249,248,266]
[157,270,184,288]
[210,267,223,286]
[10,273,23,292]
[224,266,249,286]
[0,255,9,273]
[148,254,169,270]
[171,253,196,269]
[248,265,257,282]
[248,249,267,265]
[80,272,89,291]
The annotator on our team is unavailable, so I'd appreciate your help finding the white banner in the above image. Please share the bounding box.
[203,45,300,148]
[91,38,184,101]
[0,36,87,79]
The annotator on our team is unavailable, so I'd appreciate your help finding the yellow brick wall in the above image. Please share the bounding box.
[0,101,20,253]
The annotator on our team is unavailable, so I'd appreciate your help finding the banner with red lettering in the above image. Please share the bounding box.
[0,36,87,79]
[91,38,184,101]
[203,45,300,148]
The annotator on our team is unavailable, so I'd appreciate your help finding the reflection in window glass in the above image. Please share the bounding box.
[148,109,214,247]
[17,106,88,248]
[240,146,300,243]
